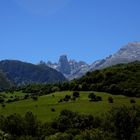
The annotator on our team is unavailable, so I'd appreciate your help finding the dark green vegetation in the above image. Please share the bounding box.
[0,60,66,86]
[74,61,140,97]
[0,106,140,140]
[0,71,11,90]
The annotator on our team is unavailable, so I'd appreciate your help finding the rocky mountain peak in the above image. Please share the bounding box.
[46,42,140,80]
[90,42,140,70]
[58,55,71,75]
[46,55,89,79]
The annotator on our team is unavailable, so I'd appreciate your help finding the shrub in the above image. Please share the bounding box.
[130,99,136,104]
[108,97,114,103]
[58,99,63,103]
[88,92,96,101]
[31,96,38,101]
[51,86,60,92]
[96,96,102,101]
[51,108,56,112]
[6,99,13,103]
[1,104,5,108]
[0,97,4,103]
[71,97,76,101]
[24,94,29,99]
[47,132,72,140]
[73,91,80,98]
[63,95,71,102]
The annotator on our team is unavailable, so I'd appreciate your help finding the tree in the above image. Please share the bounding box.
[31,95,38,101]
[108,106,140,140]
[51,108,56,112]
[63,95,71,102]
[24,112,40,136]
[88,93,96,101]
[73,129,113,140]
[73,91,80,98]
[0,97,4,104]
[0,130,11,140]
[4,114,25,136]
[96,96,102,101]
[47,132,72,140]
[108,97,113,103]
[130,99,136,104]
[24,94,29,99]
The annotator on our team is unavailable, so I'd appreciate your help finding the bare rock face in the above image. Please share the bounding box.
[58,55,71,75]
[46,55,89,80]
[90,42,140,70]
[47,42,140,80]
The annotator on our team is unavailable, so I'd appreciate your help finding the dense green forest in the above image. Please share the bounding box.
[0,106,140,140]
[76,61,140,97]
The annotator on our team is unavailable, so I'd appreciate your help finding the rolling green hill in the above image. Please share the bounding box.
[0,91,140,122]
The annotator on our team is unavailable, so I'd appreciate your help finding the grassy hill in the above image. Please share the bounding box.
[75,61,140,97]
[0,91,140,122]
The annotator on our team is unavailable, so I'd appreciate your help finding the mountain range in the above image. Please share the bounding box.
[0,60,66,90]
[46,55,89,80]
[0,41,140,89]
[46,42,140,79]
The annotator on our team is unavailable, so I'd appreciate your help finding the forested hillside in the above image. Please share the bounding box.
[0,60,66,86]
[75,61,140,97]
[0,71,11,90]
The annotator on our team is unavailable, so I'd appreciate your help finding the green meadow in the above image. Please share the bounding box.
[0,91,140,122]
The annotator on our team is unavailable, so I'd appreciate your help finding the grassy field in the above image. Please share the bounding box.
[0,91,26,101]
[0,91,140,122]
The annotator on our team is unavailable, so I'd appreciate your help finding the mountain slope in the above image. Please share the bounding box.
[0,71,11,90]
[46,42,140,80]
[0,60,66,85]
[91,42,140,70]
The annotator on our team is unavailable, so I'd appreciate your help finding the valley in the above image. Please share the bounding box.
[1,0,140,138]
[0,91,139,122]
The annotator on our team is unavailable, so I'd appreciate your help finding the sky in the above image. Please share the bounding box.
[0,0,140,64]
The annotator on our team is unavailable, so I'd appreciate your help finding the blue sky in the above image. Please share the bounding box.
[0,0,140,64]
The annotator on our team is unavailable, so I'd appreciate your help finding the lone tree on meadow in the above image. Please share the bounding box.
[73,91,80,98]
[108,97,114,103]
[88,92,96,101]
